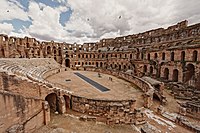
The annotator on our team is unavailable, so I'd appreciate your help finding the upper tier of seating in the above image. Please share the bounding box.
[0,58,61,82]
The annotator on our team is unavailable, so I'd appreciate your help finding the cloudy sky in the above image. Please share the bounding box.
[0,0,200,44]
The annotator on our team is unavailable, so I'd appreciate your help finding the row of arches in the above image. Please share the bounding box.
[76,53,133,59]
[162,64,195,82]
[147,50,198,62]
[142,63,196,83]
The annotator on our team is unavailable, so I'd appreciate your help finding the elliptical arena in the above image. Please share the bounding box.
[0,20,200,133]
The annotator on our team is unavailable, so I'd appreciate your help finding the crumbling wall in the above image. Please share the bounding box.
[71,95,145,125]
[0,72,51,133]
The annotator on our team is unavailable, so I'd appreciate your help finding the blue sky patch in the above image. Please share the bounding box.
[2,19,32,32]
[36,0,61,8]
[60,7,72,26]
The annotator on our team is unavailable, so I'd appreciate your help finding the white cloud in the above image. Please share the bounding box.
[27,1,69,41]
[0,0,29,22]
[1,0,200,44]
[0,23,14,34]
[66,0,200,42]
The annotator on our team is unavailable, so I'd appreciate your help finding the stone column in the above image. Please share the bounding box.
[43,101,50,125]
[57,96,66,114]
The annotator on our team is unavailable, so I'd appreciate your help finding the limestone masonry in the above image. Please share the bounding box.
[0,20,200,133]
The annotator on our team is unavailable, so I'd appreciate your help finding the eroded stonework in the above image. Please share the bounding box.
[0,20,200,132]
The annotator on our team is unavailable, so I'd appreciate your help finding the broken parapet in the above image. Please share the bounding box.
[176,115,200,132]
[141,122,161,133]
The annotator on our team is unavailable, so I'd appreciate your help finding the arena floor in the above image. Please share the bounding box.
[46,70,144,108]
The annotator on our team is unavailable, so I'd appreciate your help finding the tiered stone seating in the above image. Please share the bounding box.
[0,58,60,81]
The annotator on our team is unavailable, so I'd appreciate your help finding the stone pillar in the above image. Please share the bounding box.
[43,101,50,125]
[144,93,153,108]
[57,96,66,114]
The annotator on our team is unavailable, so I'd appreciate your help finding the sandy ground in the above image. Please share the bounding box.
[47,71,144,108]
[41,71,194,133]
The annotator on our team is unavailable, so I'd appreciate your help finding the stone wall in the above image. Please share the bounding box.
[0,90,48,133]
[71,95,145,124]
[0,72,51,133]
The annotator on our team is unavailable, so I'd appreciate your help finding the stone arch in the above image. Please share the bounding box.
[150,66,153,75]
[181,51,185,61]
[115,64,117,68]
[154,53,158,59]
[53,46,56,55]
[171,52,174,61]
[193,50,198,61]
[100,62,103,67]
[96,62,99,67]
[143,65,147,73]
[124,65,126,70]
[162,52,165,60]
[130,54,133,59]
[147,53,150,60]
[184,64,195,82]
[26,43,30,48]
[45,93,58,113]
[65,59,70,67]
[47,46,51,55]
[164,68,169,80]
[172,69,179,82]
[58,47,62,56]
[119,64,121,70]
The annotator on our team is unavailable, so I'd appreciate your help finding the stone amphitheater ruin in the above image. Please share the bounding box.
[0,20,200,133]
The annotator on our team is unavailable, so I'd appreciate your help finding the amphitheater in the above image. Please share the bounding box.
[0,20,200,133]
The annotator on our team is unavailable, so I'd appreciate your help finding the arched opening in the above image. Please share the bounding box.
[153,93,162,103]
[183,64,195,82]
[171,52,174,61]
[96,62,99,67]
[26,43,30,48]
[164,68,169,80]
[143,65,147,73]
[119,65,121,70]
[47,46,51,55]
[130,54,132,59]
[147,53,150,60]
[172,69,179,82]
[154,53,158,59]
[100,62,103,67]
[45,93,58,113]
[140,52,144,60]
[65,59,70,67]
[58,47,62,56]
[53,46,56,55]
[63,95,71,111]
[162,52,165,60]
[181,51,185,61]
[150,66,153,75]
[193,50,198,62]
[124,65,126,70]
